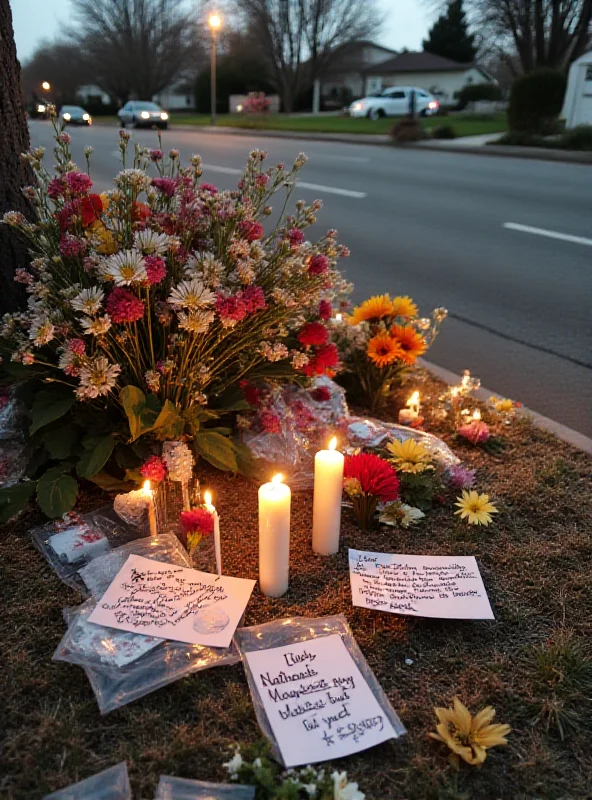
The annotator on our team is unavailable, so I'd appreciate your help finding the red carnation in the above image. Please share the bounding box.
[239,220,264,242]
[343,453,399,502]
[65,171,93,194]
[308,254,329,276]
[298,322,329,347]
[303,342,339,376]
[140,455,167,482]
[106,287,145,323]
[180,508,214,535]
[318,299,332,320]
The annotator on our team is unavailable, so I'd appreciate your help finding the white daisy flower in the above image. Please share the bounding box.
[133,229,172,256]
[71,287,104,315]
[332,771,365,800]
[178,309,215,333]
[77,357,120,399]
[113,168,151,192]
[168,279,215,309]
[29,318,55,346]
[80,314,111,336]
[223,751,243,779]
[102,250,147,286]
[379,501,425,529]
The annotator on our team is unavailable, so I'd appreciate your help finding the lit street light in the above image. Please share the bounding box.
[41,81,50,91]
[208,12,222,125]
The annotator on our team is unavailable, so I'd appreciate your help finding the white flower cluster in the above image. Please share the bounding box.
[161,440,194,482]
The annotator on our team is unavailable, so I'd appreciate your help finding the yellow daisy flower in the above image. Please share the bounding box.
[391,295,418,319]
[387,438,434,473]
[454,490,498,525]
[349,294,393,325]
[429,696,511,766]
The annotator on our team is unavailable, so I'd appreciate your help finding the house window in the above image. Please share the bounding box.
[186,96,192,105]
[586,66,592,81]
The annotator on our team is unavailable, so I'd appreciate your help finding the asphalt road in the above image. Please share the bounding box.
[29,121,592,437]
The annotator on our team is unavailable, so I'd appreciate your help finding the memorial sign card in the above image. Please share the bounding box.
[349,549,494,620]
[243,634,397,767]
[89,554,255,648]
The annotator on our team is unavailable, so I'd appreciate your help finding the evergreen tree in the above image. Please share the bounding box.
[423,1,477,64]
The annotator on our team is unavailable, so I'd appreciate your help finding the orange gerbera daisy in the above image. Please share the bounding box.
[391,324,427,364]
[367,333,404,368]
[391,295,418,319]
[349,294,393,325]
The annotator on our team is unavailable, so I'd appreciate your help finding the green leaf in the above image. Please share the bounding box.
[153,400,185,441]
[30,389,75,435]
[89,470,135,492]
[77,434,115,479]
[37,467,78,518]
[120,385,159,442]
[43,425,80,460]
[193,430,238,472]
[0,482,37,524]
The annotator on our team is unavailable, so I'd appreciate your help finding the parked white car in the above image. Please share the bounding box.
[349,87,440,120]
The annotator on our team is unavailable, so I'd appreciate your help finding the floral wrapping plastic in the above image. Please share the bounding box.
[77,533,191,597]
[154,776,255,799]
[234,614,406,766]
[241,377,458,490]
[0,388,27,489]
[30,512,139,595]
[43,762,131,799]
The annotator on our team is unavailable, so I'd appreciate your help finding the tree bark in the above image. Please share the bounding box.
[0,0,31,315]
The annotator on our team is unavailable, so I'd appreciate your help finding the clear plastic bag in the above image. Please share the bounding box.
[43,761,131,799]
[78,533,191,597]
[234,614,406,766]
[30,513,139,595]
[154,776,255,799]
[61,608,240,715]
[346,416,459,467]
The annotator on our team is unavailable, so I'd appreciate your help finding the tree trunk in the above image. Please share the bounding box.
[0,0,32,315]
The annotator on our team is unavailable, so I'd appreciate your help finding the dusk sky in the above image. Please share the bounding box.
[10,0,433,63]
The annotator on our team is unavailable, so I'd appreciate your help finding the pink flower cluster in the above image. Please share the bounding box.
[298,322,328,347]
[318,300,332,320]
[140,455,167,482]
[151,177,177,198]
[59,233,87,257]
[238,220,264,242]
[106,288,145,323]
[65,171,93,195]
[308,254,329,276]
[216,286,266,324]
[144,256,166,285]
[288,228,305,248]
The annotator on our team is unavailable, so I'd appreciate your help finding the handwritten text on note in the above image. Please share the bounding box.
[349,550,494,620]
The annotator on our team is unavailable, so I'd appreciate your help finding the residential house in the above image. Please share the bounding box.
[364,52,496,104]
[562,50,592,127]
[318,40,398,108]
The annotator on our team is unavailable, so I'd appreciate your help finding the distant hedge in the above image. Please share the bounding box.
[508,69,566,134]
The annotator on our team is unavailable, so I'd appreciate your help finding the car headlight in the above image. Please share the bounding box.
[428,101,438,109]
[63,112,71,121]
[160,112,168,120]
[352,103,364,111]
[82,113,90,120]
[140,111,151,119]
[37,104,46,113]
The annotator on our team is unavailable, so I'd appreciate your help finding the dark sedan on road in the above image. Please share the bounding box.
[117,101,169,129]
[59,105,92,125]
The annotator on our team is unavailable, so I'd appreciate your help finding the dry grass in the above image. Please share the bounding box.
[1,371,591,799]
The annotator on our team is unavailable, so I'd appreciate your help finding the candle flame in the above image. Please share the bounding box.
[335,313,342,322]
[472,409,482,421]
[271,473,284,486]
[204,490,213,506]
[328,436,337,451]
[142,479,152,495]
[451,387,459,398]
[407,391,420,405]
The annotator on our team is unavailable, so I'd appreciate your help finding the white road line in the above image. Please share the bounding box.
[504,222,592,247]
[201,164,366,198]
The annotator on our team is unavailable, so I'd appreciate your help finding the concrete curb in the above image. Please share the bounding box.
[413,140,592,164]
[418,357,592,457]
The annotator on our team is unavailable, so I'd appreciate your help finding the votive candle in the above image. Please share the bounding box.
[204,490,222,576]
[142,480,158,537]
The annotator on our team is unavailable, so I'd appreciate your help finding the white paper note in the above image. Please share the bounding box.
[244,634,397,767]
[89,554,255,648]
[349,549,494,620]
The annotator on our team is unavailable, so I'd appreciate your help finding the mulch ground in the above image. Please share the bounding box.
[1,371,592,799]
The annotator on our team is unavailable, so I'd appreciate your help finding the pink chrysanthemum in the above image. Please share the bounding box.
[238,220,264,242]
[106,287,145,323]
[149,149,163,162]
[243,285,266,313]
[288,228,305,248]
[216,293,247,323]
[48,177,65,199]
[65,171,93,194]
[318,299,332,320]
[308,254,329,276]
[343,453,399,501]
[180,508,214,535]
[297,322,329,347]
[144,255,167,285]
[140,455,167,482]
[457,420,490,446]
[200,182,219,195]
[59,233,87,257]
[151,178,177,197]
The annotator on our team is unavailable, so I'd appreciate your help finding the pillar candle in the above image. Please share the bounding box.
[204,490,222,576]
[141,480,158,537]
[312,437,344,555]
[258,474,291,597]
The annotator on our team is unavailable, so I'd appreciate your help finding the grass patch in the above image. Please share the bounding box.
[1,370,591,798]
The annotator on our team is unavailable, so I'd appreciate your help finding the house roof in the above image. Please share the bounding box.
[365,51,474,75]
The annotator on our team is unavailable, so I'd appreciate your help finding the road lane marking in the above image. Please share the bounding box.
[504,222,592,247]
[201,164,366,198]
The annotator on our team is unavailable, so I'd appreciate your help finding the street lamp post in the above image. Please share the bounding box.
[41,81,50,91]
[208,13,222,125]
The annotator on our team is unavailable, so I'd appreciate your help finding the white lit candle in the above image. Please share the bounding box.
[472,409,482,421]
[258,473,291,597]
[398,391,421,425]
[141,480,158,537]
[204,490,222,576]
[312,436,344,555]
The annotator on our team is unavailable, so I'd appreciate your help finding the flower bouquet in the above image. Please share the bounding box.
[0,113,349,520]
[335,294,446,413]
[343,452,399,531]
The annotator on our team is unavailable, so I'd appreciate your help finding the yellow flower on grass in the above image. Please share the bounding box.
[387,438,434,473]
[454,490,498,526]
[367,333,404,368]
[349,294,393,325]
[391,295,418,319]
[429,697,511,766]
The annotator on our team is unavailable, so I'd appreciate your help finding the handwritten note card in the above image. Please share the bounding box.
[89,554,255,648]
[244,634,397,767]
[349,549,494,620]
